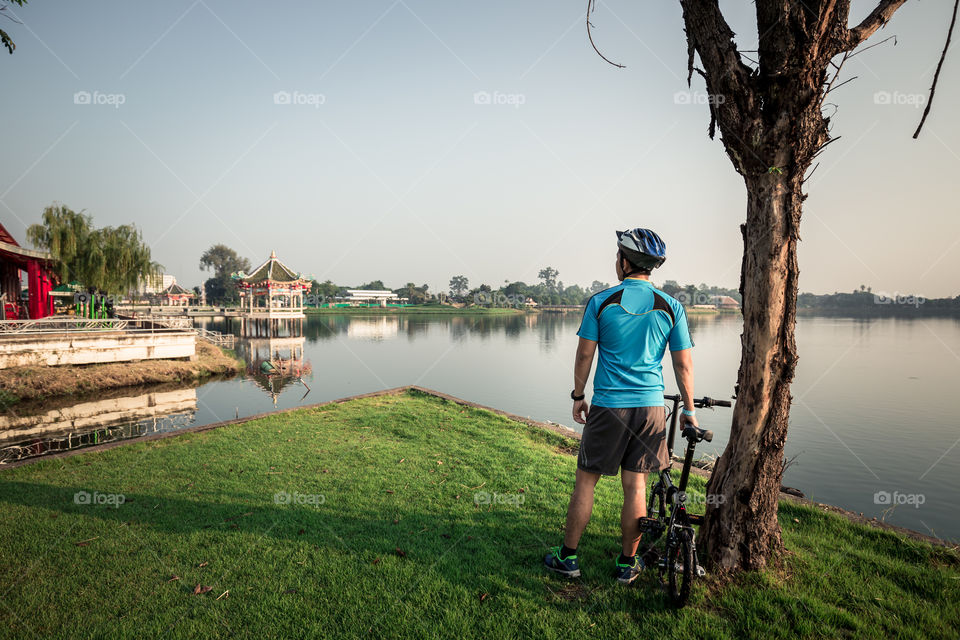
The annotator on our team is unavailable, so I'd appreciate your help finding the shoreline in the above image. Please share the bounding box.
[0,341,242,408]
[304,306,524,315]
[2,383,951,549]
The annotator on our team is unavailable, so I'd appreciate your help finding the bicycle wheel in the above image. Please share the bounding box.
[666,528,694,607]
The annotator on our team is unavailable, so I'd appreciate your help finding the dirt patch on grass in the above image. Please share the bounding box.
[0,341,240,406]
[544,582,592,603]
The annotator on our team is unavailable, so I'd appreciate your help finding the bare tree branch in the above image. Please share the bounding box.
[914,0,958,138]
[842,0,908,51]
[586,0,625,69]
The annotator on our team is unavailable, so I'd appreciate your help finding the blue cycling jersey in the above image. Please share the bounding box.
[577,278,693,408]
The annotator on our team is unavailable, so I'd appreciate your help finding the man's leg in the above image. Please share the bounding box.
[620,470,647,557]
[563,468,601,549]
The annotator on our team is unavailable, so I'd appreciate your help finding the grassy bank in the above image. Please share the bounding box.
[304,305,524,315]
[0,341,241,408]
[0,389,956,639]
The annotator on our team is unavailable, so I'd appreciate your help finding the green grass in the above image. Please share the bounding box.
[304,305,523,315]
[0,390,956,639]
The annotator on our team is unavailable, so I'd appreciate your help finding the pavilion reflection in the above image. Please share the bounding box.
[237,317,312,406]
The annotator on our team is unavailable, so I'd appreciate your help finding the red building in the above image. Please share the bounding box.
[0,222,58,320]
[158,282,194,306]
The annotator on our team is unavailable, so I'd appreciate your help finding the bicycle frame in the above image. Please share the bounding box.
[640,393,729,604]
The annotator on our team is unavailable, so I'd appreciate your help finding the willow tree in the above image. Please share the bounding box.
[27,203,161,296]
[590,0,954,570]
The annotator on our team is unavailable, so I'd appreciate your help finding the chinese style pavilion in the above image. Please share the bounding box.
[232,251,311,319]
[0,222,57,320]
[158,282,194,306]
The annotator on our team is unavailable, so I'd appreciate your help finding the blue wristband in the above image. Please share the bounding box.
[681,408,696,417]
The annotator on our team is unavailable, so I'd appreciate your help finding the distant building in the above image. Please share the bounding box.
[343,290,404,307]
[140,273,176,296]
[712,295,740,310]
[158,282,194,306]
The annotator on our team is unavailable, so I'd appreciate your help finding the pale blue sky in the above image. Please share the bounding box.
[2,0,958,297]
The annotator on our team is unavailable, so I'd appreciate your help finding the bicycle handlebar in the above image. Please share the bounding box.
[664,394,733,409]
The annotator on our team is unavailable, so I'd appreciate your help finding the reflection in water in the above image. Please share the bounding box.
[347,317,399,340]
[0,387,198,463]
[236,317,312,406]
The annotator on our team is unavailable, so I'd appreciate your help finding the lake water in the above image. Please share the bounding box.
[3,312,958,542]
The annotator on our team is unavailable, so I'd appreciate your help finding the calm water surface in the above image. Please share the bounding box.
[3,312,958,541]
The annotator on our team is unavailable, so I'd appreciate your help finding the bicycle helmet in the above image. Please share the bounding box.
[616,228,666,269]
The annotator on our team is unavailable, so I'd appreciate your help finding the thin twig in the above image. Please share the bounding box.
[586,0,625,68]
[811,135,842,161]
[847,34,897,58]
[824,76,859,95]
[914,0,959,138]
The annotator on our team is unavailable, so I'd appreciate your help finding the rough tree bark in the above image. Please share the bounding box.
[675,0,911,571]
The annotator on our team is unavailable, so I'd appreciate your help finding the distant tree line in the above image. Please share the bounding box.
[199,245,959,314]
[798,285,959,314]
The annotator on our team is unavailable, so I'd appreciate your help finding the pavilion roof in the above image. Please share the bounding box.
[162,282,192,296]
[232,251,311,284]
[0,222,19,247]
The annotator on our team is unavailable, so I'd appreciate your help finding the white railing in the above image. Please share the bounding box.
[195,327,236,349]
[0,317,193,335]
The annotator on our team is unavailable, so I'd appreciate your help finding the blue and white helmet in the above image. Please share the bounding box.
[616,228,666,269]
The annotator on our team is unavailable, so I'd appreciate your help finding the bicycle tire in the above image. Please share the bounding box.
[666,528,694,607]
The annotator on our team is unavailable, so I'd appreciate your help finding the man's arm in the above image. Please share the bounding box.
[572,337,597,424]
[670,348,699,428]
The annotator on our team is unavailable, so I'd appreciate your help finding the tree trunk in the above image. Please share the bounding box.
[701,168,802,571]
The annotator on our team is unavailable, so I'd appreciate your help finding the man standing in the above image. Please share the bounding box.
[544,228,698,584]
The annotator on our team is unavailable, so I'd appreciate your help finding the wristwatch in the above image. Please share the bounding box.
[571,390,585,401]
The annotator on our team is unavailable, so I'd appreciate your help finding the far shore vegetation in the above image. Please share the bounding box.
[0,390,955,638]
